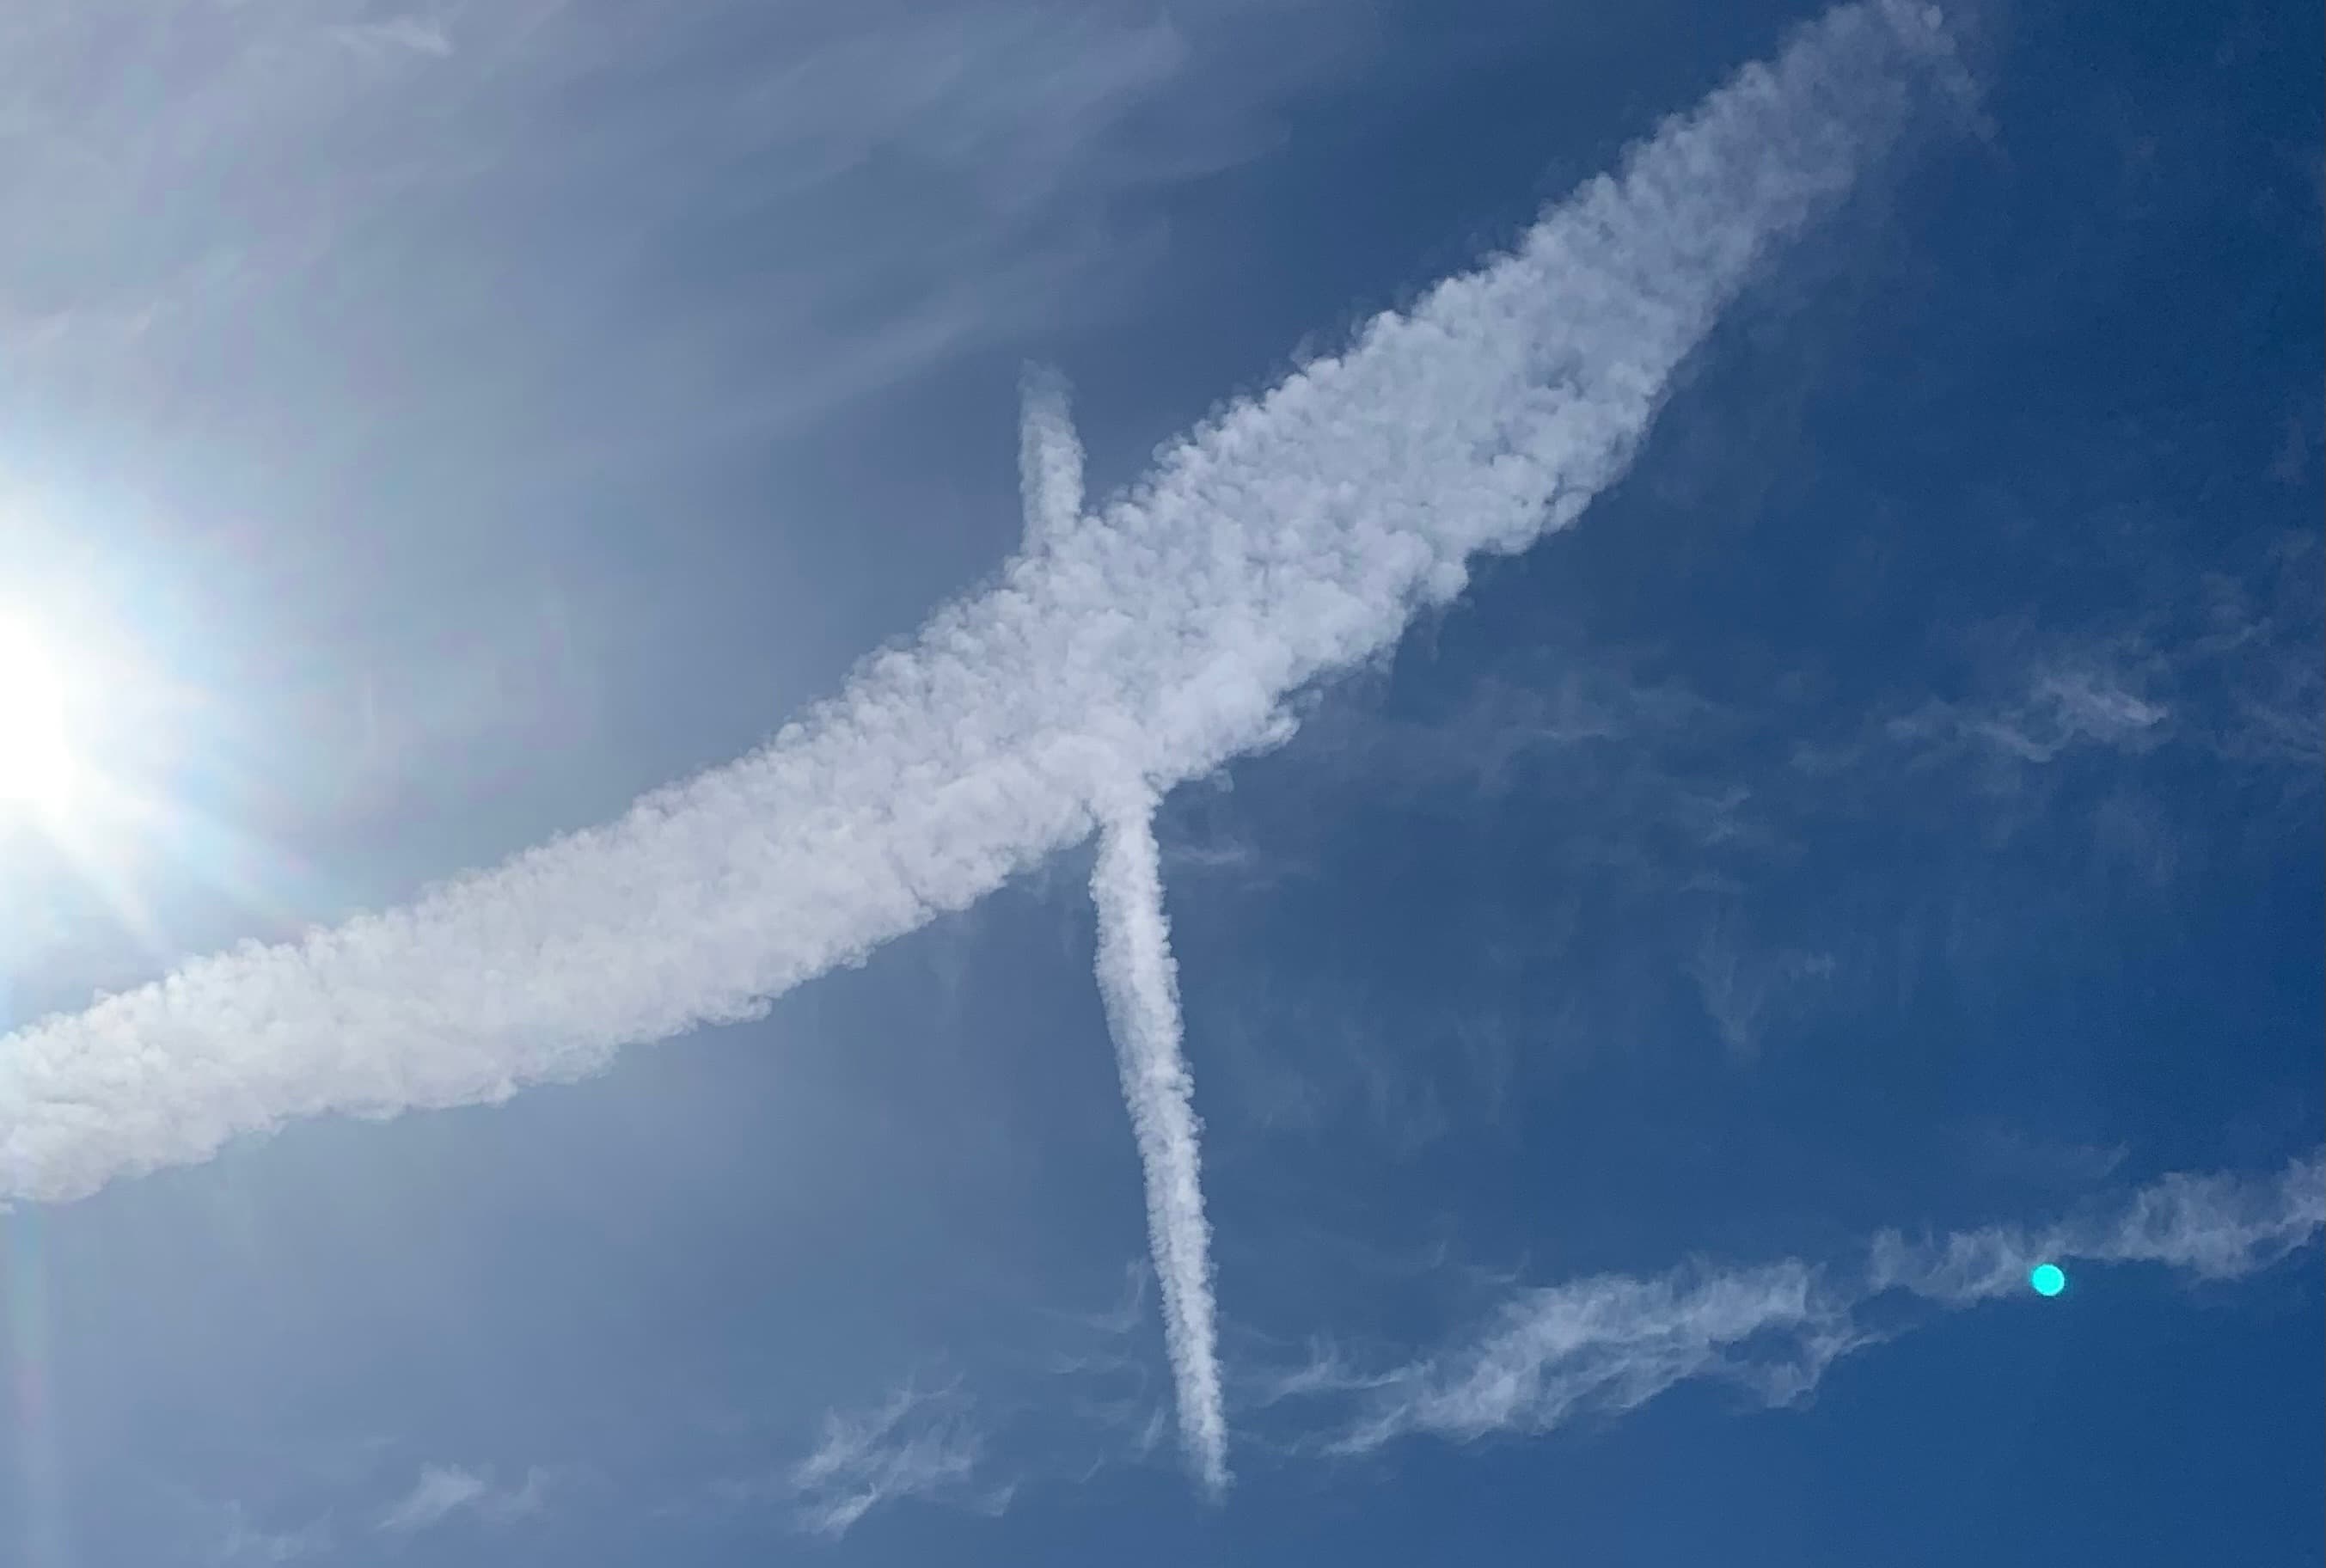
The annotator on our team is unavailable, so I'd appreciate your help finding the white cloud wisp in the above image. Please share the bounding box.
[1288,1150,2324,1455]
[375,1464,548,1535]
[782,1381,1001,1539]
[0,1,1967,1206]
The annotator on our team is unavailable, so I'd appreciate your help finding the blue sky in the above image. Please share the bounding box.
[1,0,2320,1564]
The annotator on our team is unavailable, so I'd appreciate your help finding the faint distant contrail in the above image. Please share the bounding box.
[1,0,1966,1236]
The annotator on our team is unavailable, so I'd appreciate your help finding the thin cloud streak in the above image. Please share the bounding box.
[781,1381,1001,1539]
[376,1463,548,1534]
[1870,1147,2326,1300]
[1091,795,1229,1491]
[199,1500,331,1565]
[0,0,1967,1205]
[1292,1150,2324,1455]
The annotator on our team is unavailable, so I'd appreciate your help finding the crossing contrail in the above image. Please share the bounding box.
[1,0,1965,1253]
[1019,367,1230,1487]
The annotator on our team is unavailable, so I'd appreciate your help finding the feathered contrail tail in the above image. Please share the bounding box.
[1090,792,1229,1494]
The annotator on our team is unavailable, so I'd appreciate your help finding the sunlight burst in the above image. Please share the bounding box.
[0,614,80,818]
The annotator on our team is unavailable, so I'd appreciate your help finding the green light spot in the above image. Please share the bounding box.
[2029,1263,2066,1297]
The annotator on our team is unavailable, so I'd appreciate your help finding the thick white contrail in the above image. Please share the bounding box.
[1023,369,1228,1487]
[0,2,1965,1206]
[1089,790,1227,1491]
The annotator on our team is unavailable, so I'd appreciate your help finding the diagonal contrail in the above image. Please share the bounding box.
[1,2,1965,1216]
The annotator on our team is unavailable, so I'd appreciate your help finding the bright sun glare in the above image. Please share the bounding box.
[0,614,80,817]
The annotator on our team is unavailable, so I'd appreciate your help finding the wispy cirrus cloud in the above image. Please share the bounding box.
[1271,1150,2323,1455]
[1870,1148,2326,1300]
[0,1,1968,1215]
[376,1463,549,1534]
[776,1381,1007,1539]
[677,1279,1171,1531]
[1803,532,2325,794]
[1217,516,2317,1102]
[0,0,1354,469]
[197,1500,332,1565]
[1871,645,2176,776]
[1685,921,1835,1063]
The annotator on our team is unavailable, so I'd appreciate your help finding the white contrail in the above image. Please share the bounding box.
[1089,788,1227,1491]
[0,2,1965,1205]
[1024,369,1227,1488]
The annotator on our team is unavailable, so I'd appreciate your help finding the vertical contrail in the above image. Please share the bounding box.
[1089,790,1227,1492]
[1018,364,1086,550]
[1023,372,1227,1489]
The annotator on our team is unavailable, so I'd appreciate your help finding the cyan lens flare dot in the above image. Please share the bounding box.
[2029,1262,2066,1297]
